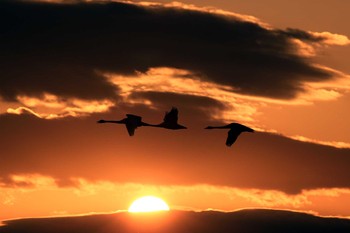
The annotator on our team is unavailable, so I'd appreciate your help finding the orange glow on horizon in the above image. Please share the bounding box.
[1,175,350,221]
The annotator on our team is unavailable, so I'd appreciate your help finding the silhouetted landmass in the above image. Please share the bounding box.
[1,209,350,233]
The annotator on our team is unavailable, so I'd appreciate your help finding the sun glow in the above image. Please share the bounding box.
[128,196,170,213]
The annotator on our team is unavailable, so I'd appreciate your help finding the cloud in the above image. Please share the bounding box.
[310,31,350,46]
[1,113,350,195]
[290,135,350,149]
[106,67,262,122]
[128,92,226,118]
[0,174,56,189]
[1,0,348,105]
[105,66,350,128]
[1,209,350,233]
[4,93,115,119]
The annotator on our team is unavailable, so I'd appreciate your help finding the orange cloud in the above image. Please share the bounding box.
[289,135,350,149]
[311,31,350,46]
[4,93,114,119]
[5,174,57,189]
[104,65,350,124]
[289,38,318,57]
[105,67,259,123]
[288,32,350,58]
[136,1,264,25]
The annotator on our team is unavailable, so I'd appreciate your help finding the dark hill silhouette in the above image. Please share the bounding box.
[1,209,350,233]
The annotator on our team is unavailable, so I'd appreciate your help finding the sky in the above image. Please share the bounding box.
[1,0,350,222]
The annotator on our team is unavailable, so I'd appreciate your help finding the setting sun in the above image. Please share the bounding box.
[128,196,170,213]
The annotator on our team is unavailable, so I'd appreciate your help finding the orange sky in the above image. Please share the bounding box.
[1,0,350,222]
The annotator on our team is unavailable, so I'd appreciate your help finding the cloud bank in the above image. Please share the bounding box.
[1,113,350,194]
[1,0,348,104]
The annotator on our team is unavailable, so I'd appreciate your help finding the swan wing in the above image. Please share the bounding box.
[125,124,136,136]
[226,129,242,147]
[125,115,142,136]
[163,107,178,124]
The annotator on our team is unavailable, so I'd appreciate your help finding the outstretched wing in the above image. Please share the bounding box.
[226,123,254,146]
[163,107,178,124]
[125,124,136,136]
[125,114,143,136]
[226,129,242,147]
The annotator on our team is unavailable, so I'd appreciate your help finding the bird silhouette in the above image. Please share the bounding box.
[148,107,187,130]
[97,114,151,136]
[205,123,254,147]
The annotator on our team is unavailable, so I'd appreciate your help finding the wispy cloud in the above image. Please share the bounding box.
[5,93,114,119]
[290,135,350,149]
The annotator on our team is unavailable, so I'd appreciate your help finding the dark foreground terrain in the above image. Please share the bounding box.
[1,209,350,233]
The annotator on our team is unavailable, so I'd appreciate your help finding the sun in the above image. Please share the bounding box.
[128,196,170,213]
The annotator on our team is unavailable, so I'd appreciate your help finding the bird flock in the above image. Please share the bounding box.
[97,107,254,147]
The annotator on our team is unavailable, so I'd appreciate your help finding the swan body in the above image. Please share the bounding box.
[97,114,150,136]
[205,123,254,147]
[149,107,187,130]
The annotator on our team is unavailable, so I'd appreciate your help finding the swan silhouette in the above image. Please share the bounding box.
[205,123,254,147]
[149,107,187,130]
[97,114,151,136]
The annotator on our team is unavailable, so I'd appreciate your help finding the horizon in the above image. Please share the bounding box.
[2,208,350,233]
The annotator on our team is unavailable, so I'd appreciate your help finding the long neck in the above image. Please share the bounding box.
[206,126,228,129]
[141,122,163,127]
[99,120,124,124]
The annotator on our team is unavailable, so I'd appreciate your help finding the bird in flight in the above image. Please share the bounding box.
[205,123,254,147]
[97,114,151,136]
[148,107,187,130]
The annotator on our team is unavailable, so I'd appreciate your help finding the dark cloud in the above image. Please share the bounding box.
[0,0,336,102]
[2,209,350,233]
[130,92,226,109]
[95,92,227,129]
[0,176,36,189]
[1,112,350,194]
[277,28,324,42]
[129,91,226,121]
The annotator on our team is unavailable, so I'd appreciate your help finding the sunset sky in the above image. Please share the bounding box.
[1,0,350,223]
